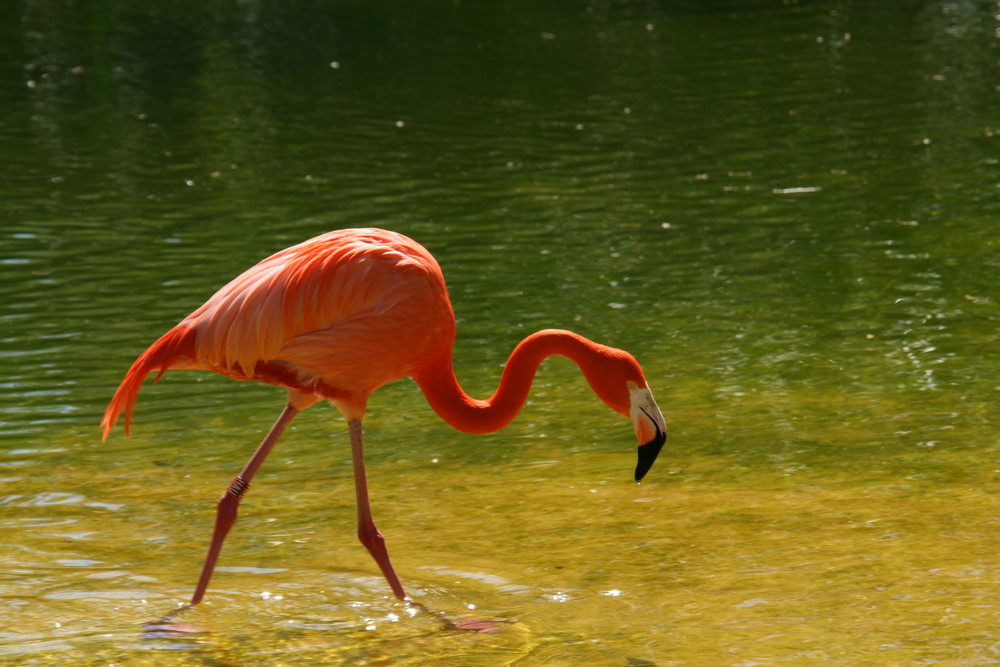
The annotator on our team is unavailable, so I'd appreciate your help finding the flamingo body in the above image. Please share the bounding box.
[102,228,666,604]
[104,229,454,428]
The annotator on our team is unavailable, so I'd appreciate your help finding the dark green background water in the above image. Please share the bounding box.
[2,1,998,664]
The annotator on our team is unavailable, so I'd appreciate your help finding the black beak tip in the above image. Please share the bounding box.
[634,429,667,483]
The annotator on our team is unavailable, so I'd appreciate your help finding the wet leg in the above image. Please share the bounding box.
[348,419,407,600]
[189,403,299,605]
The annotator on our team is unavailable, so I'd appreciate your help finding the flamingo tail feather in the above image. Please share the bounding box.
[101,326,196,441]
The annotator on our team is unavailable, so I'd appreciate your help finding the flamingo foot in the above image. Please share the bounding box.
[448,618,509,633]
[141,604,203,638]
[406,599,514,633]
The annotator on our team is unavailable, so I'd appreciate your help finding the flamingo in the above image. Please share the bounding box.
[101,228,666,605]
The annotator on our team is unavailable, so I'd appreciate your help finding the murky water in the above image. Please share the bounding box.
[2,1,999,664]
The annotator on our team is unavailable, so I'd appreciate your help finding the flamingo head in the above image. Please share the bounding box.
[580,347,667,483]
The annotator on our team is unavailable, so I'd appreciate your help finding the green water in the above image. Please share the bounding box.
[2,1,999,664]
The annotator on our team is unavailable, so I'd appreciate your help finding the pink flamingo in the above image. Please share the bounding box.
[102,228,666,605]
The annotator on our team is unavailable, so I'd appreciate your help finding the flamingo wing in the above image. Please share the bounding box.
[102,228,455,438]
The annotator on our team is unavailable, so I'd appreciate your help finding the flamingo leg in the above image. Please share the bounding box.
[189,403,300,605]
[348,419,407,600]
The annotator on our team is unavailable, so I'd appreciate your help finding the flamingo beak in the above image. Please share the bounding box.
[630,386,667,483]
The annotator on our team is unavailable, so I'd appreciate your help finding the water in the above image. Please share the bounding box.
[2,0,999,664]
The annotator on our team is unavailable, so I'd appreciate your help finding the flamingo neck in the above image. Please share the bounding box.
[414,329,613,434]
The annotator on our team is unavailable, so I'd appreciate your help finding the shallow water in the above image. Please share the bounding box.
[2,0,999,664]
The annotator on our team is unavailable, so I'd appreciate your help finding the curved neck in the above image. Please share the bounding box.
[413,329,612,434]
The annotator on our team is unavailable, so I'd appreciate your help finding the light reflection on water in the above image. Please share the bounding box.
[2,0,1000,664]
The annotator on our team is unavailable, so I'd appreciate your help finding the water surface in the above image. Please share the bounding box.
[1,1,998,664]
